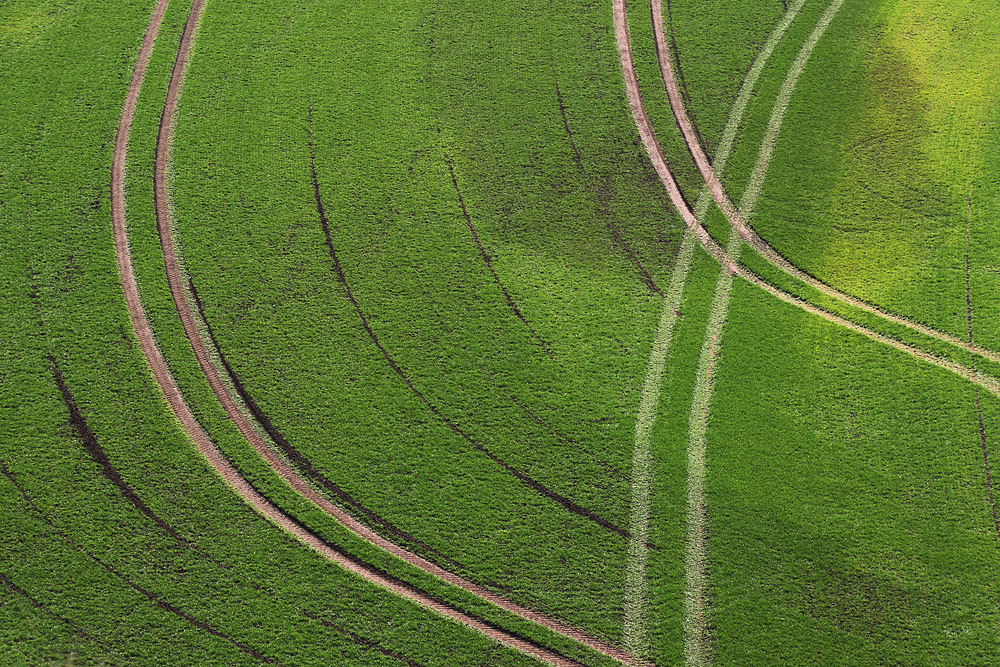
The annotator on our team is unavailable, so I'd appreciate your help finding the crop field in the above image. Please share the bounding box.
[3,0,999,664]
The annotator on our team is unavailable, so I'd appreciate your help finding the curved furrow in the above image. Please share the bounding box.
[121,0,643,663]
[1,460,281,665]
[647,0,1000,366]
[611,0,1000,401]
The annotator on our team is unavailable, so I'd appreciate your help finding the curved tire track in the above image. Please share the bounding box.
[647,0,1000,366]
[114,0,641,664]
[611,0,1000,401]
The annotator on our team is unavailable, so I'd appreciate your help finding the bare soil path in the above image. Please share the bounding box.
[112,0,641,663]
[647,0,1000,366]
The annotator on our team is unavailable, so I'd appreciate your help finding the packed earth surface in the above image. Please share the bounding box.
[3,0,1000,665]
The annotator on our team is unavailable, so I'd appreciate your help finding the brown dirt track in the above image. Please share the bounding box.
[112,0,645,664]
[646,0,1000,367]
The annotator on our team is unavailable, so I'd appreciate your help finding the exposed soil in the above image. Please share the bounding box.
[111,0,642,662]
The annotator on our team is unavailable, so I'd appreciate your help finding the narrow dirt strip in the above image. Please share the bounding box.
[622,1,806,657]
[682,4,841,662]
[649,0,1000,366]
[116,1,640,664]
[611,0,1000,402]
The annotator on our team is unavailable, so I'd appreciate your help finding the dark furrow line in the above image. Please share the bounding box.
[302,612,428,667]
[439,138,554,356]
[0,571,101,644]
[308,110,637,544]
[478,364,627,482]
[186,277,474,574]
[47,355,226,567]
[0,460,279,665]
[553,80,664,297]
[964,195,1000,538]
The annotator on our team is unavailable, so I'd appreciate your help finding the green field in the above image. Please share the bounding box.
[3,0,999,664]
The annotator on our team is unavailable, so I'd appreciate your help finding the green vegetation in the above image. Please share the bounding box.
[5,0,1000,664]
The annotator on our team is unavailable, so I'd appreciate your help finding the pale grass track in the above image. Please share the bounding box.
[622,0,805,658]
[680,2,844,662]
[649,0,1000,366]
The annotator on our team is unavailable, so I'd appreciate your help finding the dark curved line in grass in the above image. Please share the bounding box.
[477,363,627,482]
[308,110,636,544]
[0,459,279,665]
[553,80,664,298]
[0,570,101,644]
[439,141,554,356]
[186,277,475,575]
[47,355,227,568]
[963,198,1000,539]
[302,611,428,667]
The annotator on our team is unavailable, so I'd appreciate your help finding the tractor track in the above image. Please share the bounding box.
[611,0,1000,401]
[647,0,1000,367]
[113,0,644,663]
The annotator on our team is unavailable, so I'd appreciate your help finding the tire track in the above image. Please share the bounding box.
[622,1,805,657]
[0,461,280,665]
[648,0,1000,367]
[121,0,641,662]
[611,0,1000,402]
[309,109,642,547]
[679,4,842,662]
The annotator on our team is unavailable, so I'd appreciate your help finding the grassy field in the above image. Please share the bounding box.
[4,0,1000,664]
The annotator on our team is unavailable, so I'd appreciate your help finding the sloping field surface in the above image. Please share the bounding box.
[4,0,1000,665]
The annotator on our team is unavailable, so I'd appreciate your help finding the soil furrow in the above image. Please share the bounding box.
[439,138,554,355]
[0,460,279,664]
[611,0,1000,401]
[309,112,642,546]
[963,196,1000,538]
[0,571,101,644]
[554,79,664,297]
[120,0,641,661]
[48,355,203,553]
[648,0,1000,366]
[476,362,627,481]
